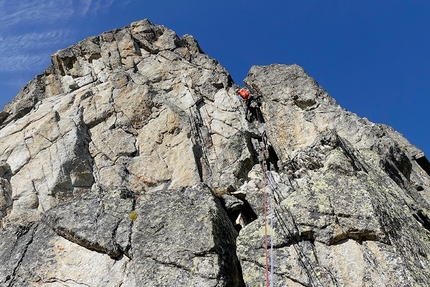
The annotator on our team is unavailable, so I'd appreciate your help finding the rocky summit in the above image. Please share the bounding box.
[1,19,430,287]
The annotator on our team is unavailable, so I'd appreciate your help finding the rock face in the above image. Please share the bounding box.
[1,19,430,287]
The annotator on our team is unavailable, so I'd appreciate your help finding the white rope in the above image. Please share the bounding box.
[268,171,275,287]
[256,109,275,287]
[269,172,275,287]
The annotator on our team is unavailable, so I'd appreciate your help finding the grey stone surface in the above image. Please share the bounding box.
[0,20,430,287]
[238,64,430,286]
[125,184,244,287]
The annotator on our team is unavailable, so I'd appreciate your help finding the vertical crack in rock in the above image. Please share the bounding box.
[211,195,246,287]
[1,223,37,287]
[189,102,214,182]
[119,190,138,258]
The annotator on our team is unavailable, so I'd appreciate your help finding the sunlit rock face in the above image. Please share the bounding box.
[1,19,430,287]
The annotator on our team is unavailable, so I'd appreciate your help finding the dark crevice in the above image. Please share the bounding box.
[384,160,405,188]
[61,56,77,73]
[119,188,137,200]
[240,200,258,227]
[250,133,280,173]
[0,111,9,126]
[56,55,67,76]
[416,155,430,176]
[123,196,138,258]
[192,144,204,182]
[189,103,213,181]
[267,144,280,172]
[88,53,101,63]
[244,96,264,123]
[222,196,258,233]
[212,196,246,287]
[413,210,430,232]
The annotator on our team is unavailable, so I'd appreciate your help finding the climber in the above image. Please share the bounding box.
[236,87,262,122]
[236,88,253,122]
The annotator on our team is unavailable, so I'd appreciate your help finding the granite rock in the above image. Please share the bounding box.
[1,20,430,287]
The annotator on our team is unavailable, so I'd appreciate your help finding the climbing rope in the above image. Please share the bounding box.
[269,170,275,286]
[270,177,325,287]
[253,100,329,287]
[242,89,322,287]
[255,108,275,287]
[265,156,328,287]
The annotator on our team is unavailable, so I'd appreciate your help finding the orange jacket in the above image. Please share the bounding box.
[237,88,250,99]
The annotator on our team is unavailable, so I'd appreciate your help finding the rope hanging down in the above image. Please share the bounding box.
[241,87,334,286]
[256,113,326,287]
[255,109,275,287]
[255,104,326,287]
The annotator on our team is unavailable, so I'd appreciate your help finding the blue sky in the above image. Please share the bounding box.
[1,0,429,156]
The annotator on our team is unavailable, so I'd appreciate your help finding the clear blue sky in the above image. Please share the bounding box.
[1,1,429,156]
